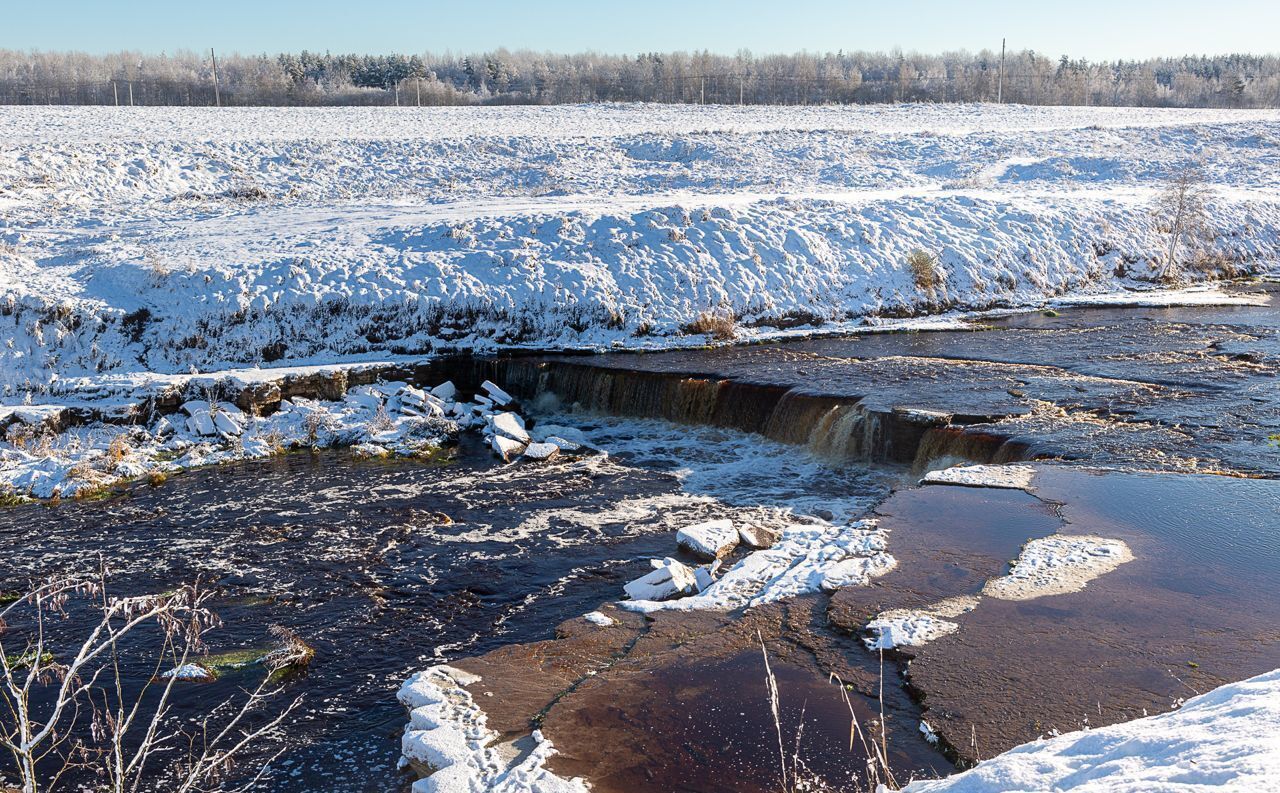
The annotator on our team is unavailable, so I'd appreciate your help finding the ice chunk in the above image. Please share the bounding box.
[694,561,720,593]
[185,409,216,437]
[180,400,210,416]
[582,611,615,627]
[211,410,242,436]
[676,518,738,560]
[429,381,458,402]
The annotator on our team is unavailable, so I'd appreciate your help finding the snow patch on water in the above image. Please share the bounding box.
[983,534,1133,601]
[864,596,981,650]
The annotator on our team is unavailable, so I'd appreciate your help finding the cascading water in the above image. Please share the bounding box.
[493,358,1031,468]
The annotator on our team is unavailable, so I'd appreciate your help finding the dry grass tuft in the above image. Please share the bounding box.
[683,310,738,341]
[263,624,315,678]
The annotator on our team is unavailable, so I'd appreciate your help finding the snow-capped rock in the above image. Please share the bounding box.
[623,558,698,602]
[481,380,514,407]
[522,442,560,461]
[676,518,738,560]
[490,411,530,444]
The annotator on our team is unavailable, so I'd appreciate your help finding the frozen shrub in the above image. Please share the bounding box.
[907,248,942,290]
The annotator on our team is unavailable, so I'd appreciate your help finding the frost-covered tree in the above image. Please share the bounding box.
[1,47,1277,107]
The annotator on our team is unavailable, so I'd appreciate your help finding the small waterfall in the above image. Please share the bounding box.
[491,357,1032,469]
[912,426,1030,472]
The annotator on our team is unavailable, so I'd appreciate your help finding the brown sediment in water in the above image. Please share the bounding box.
[446,597,952,793]
[425,466,1280,784]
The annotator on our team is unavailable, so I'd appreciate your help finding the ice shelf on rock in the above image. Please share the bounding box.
[622,558,699,602]
[737,524,780,549]
[921,464,1037,490]
[521,442,560,461]
[621,520,895,613]
[0,378,576,499]
[490,412,531,444]
[398,665,590,793]
[675,518,739,560]
[490,434,526,462]
[582,611,615,627]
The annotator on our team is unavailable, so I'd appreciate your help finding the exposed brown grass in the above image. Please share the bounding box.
[683,310,738,341]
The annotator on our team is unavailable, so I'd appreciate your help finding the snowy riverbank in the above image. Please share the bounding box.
[902,668,1280,792]
[4,104,1279,400]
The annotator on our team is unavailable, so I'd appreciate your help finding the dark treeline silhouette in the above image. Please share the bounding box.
[2,48,1277,107]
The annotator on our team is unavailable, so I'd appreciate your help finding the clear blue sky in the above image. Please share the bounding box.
[2,0,1277,60]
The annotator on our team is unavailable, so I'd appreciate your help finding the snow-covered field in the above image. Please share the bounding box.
[3,103,1280,402]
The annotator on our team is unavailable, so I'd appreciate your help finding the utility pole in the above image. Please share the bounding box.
[113,81,118,106]
[700,77,705,105]
[416,79,421,107]
[128,81,134,106]
[739,74,744,105]
[997,38,1006,104]
[394,82,400,106]
[210,48,221,107]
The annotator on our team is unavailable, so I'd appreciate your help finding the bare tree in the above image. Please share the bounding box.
[0,568,301,793]
[1153,163,1216,283]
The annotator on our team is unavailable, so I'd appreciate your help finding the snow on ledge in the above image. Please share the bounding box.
[901,668,1280,792]
[618,519,896,613]
[1051,284,1270,308]
[398,665,589,793]
[921,464,1037,491]
[983,534,1133,601]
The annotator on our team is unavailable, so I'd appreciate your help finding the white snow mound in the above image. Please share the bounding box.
[902,668,1280,793]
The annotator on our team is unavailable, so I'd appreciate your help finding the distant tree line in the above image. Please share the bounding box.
[1,47,1277,107]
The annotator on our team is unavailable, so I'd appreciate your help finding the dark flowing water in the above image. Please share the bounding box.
[0,421,891,790]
